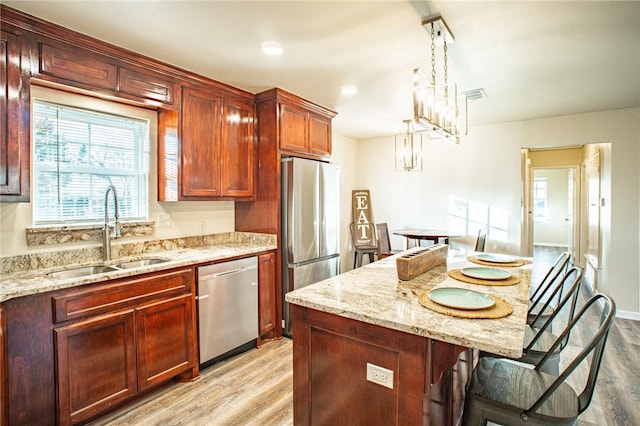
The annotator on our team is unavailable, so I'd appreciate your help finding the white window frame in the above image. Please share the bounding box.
[31,86,155,227]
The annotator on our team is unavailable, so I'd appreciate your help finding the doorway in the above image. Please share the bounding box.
[521,147,583,262]
[531,167,577,257]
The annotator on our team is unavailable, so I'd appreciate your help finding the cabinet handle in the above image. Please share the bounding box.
[196,294,210,301]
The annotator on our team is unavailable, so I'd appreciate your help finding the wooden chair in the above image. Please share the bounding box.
[350,222,376,268]
[375,223,401,259]
[463,294,616,426]
[474,229,486,252]
[528,252,572,326]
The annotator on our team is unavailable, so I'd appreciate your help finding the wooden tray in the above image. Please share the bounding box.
[396,244,448,281]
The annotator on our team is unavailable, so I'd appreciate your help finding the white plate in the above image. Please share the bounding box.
[461,267,511,280]
[476,253,517,264]
[428,287,495,310]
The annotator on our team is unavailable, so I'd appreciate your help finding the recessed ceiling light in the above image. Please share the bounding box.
[261,41,284,56]
[340,85,358,96]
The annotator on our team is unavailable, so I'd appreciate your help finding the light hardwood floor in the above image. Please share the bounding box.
[92,248,639,425]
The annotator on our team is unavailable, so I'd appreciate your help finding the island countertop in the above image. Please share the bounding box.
[285,249,532,358]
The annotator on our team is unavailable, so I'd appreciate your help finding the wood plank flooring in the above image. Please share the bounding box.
[91,247,639,425]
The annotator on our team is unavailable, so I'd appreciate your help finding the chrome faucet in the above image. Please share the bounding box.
[103,184,122,261]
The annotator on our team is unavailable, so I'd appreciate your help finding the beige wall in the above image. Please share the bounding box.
[330,134,359,273]
[351,107,639,316]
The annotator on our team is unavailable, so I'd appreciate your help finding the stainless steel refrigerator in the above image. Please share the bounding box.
[281,157,340,335]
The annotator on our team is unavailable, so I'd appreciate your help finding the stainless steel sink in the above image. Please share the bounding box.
[47,257,171,279]
[48,265,120,279]
[114,258,171,269]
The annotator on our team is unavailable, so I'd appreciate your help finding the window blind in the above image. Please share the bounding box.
[33,100,149,226]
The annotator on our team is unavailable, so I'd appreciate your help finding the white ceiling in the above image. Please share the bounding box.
[4,0,640,140]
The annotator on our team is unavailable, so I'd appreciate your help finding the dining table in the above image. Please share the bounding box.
[393,228,463,248]
[285,248,532,425]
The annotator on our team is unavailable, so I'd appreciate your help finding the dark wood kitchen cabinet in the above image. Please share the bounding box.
[221,96,255,197]
[180,85,223,198]
[36,39,175,106]
[135,294,195,391]
[176,85,254,200]
[272,89,335,159]
[38,40,118,91]
[258,251,277,338]
[280,103,333,157]
[0,25,30,202]
[55,309,137,425]
[4,267,198,426]
[256,88,336,159]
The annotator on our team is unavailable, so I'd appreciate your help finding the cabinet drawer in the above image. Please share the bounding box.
[119,66,174,104]
[39,42,118,90]
[52,267,193,323]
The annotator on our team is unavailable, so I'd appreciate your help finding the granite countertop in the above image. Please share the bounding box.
[285,249,532,358]
[1,232,276,303]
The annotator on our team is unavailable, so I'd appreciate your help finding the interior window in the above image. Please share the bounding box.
[533,177,549,220]
[31,88,152,226]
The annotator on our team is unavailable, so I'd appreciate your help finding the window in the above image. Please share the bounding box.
[533,177,549,220]
[32,89,151,226]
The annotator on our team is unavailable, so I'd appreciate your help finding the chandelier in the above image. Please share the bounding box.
[395,120,422,172]
[413,16,467,143]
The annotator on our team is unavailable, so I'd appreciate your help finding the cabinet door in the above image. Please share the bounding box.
[118,66,175,105]
[181,86,223,197]
[0,28,30,201]
[258,252,277,336]
[55,310,137,425]
[221,97,254,197]
[279,103,308,153]
[39,41,118,90]
[308,112,332,157]
[136,294,197,391]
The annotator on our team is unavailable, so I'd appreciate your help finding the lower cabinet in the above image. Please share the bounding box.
[55,310,137,425]
[258,251,277,338]
[136,294,196,391]
[54,293,196,424]
[4,266,198,425]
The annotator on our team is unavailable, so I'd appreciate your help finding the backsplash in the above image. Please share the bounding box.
[25,221,154,246]
[1,232,276,274]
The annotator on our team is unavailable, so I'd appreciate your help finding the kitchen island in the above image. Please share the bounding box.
[285,248,531,425]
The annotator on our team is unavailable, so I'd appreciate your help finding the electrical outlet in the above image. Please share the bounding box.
[199,220,207,234]
[366,363,394,389]
[157,212,171,227]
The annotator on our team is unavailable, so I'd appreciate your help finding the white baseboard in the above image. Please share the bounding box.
[532,243,569,247]
[616,310,640,321]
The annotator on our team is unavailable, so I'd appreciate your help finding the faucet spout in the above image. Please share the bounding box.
[103,184,122,261]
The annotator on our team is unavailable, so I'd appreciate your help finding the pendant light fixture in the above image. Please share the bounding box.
[413,16,467,143]
[395,119,422,172]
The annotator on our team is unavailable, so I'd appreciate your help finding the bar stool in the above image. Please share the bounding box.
[350,222,377,268]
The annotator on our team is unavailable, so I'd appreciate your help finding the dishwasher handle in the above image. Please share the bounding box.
[195,294,210,301]
[199,265,257,281]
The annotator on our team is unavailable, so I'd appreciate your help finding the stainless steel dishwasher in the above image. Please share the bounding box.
[196,256,258,366]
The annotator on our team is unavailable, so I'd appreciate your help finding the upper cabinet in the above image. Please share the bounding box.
[180,86,224,198]
[36,38,176,107]
[257,88,336,160]
[0,25,30,202]
[1,5,257,203]
[221,96,255,197]
[165,85,254,201]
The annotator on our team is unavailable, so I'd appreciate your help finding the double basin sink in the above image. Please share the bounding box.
[47,257,171,279]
